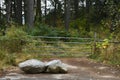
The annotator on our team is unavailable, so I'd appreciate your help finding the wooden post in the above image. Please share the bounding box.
[0,4,1,19]
[93,32,97,54]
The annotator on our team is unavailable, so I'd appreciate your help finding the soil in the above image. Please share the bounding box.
[0,58,120,80]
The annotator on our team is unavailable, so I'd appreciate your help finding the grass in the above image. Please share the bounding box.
[22,40,92,58]
[89,42,120,66]
[0,38,92,72]
[1,34,120,72]
[0,26,120,74]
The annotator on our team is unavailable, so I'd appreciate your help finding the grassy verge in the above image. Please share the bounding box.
[89,41,120,67]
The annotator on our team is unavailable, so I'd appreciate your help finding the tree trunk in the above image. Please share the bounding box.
[12,0,16,20]
[45,0,47,23]
[35,0,42,22]
[15,0,22,25]
[74,0,79,19]
[85,0,91,32]
[0,4,1,19]
[6,0,12,23]
[64,0,71,31]
[86,0,91,13]
[53,0,57,27]
[24,0,34,29]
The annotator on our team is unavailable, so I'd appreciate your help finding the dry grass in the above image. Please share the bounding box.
[22,40,91,58]
[0,39,91,71]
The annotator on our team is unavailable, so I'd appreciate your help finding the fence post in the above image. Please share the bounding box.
[0,4,1,19]
[93,32,97,54]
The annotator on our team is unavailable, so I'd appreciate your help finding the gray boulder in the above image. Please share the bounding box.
[19,59,46,74]
[46,60,68,73]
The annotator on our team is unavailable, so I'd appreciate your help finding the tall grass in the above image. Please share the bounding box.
[89,39,120,66]
[0,25,120,71]
[0,26,91,70]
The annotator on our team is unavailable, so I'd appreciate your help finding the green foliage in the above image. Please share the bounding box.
[0,17,6,28]
[31,24,53,36]
[90,38,120,66]
[70,19,95,37]
[0,26,29,53]
[0,50,7,60]
[30,24,71,37]
[0,50,16,66]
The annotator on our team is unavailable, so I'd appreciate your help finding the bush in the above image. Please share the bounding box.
[0,26,29,53]
[0,50,16,66]
[30,24,53,36]
[70,19,93,37]
[30,24,72,41]
[89,38,120,66]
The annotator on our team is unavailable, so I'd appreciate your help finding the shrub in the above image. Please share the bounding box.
[0,50,16,66]
[30,24,72,41]
[30,24,53,36]
[0,26,29,53]
[89,38,120,65]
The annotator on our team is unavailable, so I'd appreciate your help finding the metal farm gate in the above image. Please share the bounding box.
[25,36,94,57]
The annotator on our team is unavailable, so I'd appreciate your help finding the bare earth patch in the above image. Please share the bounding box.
[0,58,120,80]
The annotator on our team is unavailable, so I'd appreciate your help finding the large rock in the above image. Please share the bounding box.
[45,60,68,73]
[19,59,46,74]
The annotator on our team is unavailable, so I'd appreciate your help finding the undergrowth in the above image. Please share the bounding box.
[0,25,120,72]
[89,38,120,66]
[0,25,90,70]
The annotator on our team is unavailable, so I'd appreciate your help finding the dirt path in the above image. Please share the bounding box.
[0,58,120,80]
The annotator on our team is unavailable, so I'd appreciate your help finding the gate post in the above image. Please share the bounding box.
[93,32,97,54]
